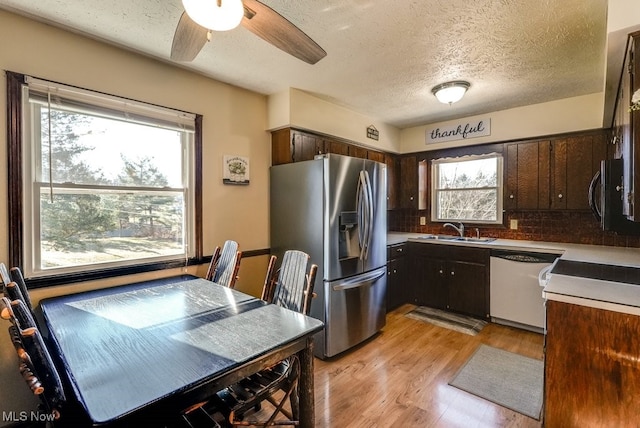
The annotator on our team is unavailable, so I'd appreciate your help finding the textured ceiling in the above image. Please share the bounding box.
[0,0,609,128]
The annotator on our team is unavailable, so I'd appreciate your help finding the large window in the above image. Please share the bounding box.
[431,154,503,224]
[8,73,202,282]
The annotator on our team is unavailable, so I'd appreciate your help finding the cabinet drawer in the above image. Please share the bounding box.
[387,243,407,259]
[408,242,489,264]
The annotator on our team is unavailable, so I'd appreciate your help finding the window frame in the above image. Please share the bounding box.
[430,153,504,225]
[6,71,204,288]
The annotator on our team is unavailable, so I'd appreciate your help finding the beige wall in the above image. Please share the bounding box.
[399,92,605,153]
[268,88,402,153]
[0,10,271,421]
[608,0,640,32]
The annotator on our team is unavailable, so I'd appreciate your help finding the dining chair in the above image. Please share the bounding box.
[1,298,67,423]
[205,240,242,288]
[1,263,33,313]
[213,249,318,427]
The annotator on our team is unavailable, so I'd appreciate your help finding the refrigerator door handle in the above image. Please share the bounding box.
[331,267,386,291]
[362,170,374,261]
[356,170,368,260]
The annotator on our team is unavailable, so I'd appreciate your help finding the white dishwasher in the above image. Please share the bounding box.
[490,249,561,332]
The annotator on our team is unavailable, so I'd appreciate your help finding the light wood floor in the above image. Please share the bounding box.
[312,304,544,428]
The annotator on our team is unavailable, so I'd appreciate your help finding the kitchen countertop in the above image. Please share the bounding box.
[388,231,640,316]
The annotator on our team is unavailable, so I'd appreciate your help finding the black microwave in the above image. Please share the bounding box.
[588,159,640,234]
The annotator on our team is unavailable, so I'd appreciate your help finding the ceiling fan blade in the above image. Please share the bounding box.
[171,12,209,61]
[241,0,326,65]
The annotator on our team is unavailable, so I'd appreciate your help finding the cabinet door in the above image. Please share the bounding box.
[516,141,547,210]
[447,261,488,318]
[292,132,324,162]
[551,135,606,211]
[505,143,518,209]
[414,255,447,309]
[399,155,418,209]
[367,150,385,163]
[386,256,406,312]
[325,139,349,156]
[385,155,398,210]
[271,128,292,165]
[349,145,368,159]
[550,139,568,210]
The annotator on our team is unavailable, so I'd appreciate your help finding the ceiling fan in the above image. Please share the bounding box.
[170,0,326,64]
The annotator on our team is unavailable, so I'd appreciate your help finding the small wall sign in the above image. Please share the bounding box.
[366,125,379,141]
[223,155,250,185]
[425,117,491,144]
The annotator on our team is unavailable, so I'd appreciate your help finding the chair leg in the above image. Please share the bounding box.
[289,384,300,422]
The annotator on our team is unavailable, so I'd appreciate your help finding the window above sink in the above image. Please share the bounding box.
[431,154,504,225]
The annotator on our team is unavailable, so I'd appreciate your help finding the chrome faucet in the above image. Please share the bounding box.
[443,222,465,237]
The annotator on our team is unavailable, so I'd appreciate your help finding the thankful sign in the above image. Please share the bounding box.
[425,117,491,144]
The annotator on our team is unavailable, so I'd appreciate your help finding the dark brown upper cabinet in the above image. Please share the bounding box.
[399,155,418,210]
[386,155,398,210]
[504,131,609,211]
[271,128,324,165]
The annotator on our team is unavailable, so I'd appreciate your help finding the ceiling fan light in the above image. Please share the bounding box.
[182,0,244,31]
[432,81,470,105]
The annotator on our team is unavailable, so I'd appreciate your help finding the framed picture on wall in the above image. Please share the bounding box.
[223,155,250,185]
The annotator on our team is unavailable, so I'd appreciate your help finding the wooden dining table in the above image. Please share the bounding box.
[40,274,324,427]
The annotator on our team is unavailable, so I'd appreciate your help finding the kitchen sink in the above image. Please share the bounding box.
[415,234,496,243]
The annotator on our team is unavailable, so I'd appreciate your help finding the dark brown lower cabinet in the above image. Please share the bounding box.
[386,244,407,312]
[409,243,489,319]
[544,300,640,426]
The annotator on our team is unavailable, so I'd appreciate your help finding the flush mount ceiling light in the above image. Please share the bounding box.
[182,0,245,31]
[432,81,471,105]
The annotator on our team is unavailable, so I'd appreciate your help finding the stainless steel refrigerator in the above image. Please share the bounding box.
[270,154,387,358]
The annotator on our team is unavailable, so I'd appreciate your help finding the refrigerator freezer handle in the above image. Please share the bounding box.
[331,267,386,291]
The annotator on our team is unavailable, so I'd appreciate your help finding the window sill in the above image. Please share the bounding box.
[25,257,207,289]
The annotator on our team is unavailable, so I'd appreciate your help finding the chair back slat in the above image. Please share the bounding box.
[12,300,37,330]
[211,240,242,288]
[271,250,317,315]
[260,255,278,302]
[2,297,37,330]
[8,324,28,360]
[205,246,222,281]
[20,327,66,413]
[303,264,318,315]
[4,282,26,305]
[10,267,33,311]
[0,263,11,286]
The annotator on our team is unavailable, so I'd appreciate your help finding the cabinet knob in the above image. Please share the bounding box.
[451,271,455,276]
[558,193,563,199]
[438,269,443,274]
[410,196,414,201]
[397,248,403,253]
[616,185,623,192]
[509,194,514,199]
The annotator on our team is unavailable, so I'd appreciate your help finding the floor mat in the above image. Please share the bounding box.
[449,344,544,420]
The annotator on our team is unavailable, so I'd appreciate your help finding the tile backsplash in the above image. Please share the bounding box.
[388,210,640,248]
